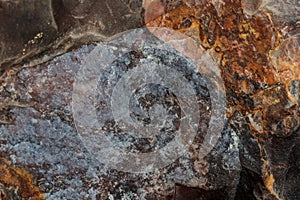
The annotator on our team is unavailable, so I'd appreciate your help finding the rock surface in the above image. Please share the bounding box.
[0,0,299,199]
[0,0,143,73]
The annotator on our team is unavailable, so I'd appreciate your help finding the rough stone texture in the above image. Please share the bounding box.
[147,1,300,199]
[0,0,299,199]
[0,39,238,199]
[0,0,144,73]
[0,0,144,123]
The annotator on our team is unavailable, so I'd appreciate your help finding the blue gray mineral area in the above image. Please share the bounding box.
[0,37,241,199]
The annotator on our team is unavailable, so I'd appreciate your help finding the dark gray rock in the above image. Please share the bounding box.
[0,0,144,73]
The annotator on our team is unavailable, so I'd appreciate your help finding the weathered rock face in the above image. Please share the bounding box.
[0,0,144,124]
[0,0,299,199]
[147,0,300,199]
[0,0,143,73]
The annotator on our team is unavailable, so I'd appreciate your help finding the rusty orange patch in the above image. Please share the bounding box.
[0,158,43,200]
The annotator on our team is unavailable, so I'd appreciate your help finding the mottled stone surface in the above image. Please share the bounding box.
[147,0,300,199]
[0,0,299,199]
[0,39,238,199]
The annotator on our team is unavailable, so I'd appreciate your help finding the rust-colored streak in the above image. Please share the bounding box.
[0,158,43,200]
[265,174,278,198]
[262,159,281,200]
